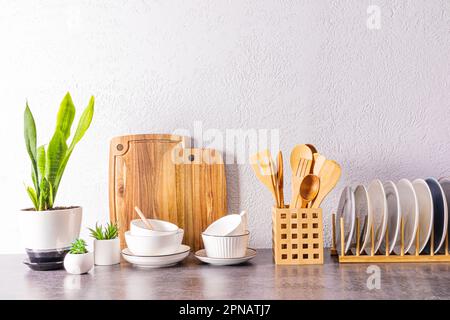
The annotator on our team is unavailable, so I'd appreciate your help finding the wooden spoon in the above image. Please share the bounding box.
[134,206,153,230]
[310,160,341,208]
[306,144,318,154]
[297,174,320,208]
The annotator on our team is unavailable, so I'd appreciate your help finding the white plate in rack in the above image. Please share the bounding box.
[394,179,419,255]
[122,245,190,268]
[367,180,387,254]
[380,181,401,254]
[412,179,434,254]
[335,186,355,255]
[354,185,372,254]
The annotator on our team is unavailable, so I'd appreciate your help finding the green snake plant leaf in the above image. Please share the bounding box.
[45,130,68,191]
[38,178,51,211]
[53,96,95,192]
[37,145,46,181]
[56,92,76,141]
[24,104,39,193]
[26,186,38,210]
[69,96,94,151]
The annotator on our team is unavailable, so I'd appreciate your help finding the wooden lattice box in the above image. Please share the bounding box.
[272,207,324,265]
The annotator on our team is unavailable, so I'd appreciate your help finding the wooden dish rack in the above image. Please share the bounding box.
[272,207,324,265]
[331,214,450,263]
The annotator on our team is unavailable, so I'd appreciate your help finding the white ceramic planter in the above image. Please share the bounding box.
[19,207,82,250]
[94,238,121,266]
[64,252,94,275]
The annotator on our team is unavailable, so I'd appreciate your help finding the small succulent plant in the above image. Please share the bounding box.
[88,222,119,240]
[69,239,88,254]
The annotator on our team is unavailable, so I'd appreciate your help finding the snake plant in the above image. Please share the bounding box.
[24,93,95,211]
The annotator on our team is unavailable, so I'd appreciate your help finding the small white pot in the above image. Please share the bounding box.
[19,207,82,250]
[202,231,249,258]
[94,238,121,266]
[64,252,94,275]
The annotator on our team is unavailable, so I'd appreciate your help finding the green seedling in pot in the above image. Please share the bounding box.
[24,92,95,211]
[69,239,88,254]
[88,222,119,240]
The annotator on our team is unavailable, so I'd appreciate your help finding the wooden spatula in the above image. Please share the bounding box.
[290,144,313,176]
[276,151,284,208]
[250,150,279,207]
[310,160,341,208]
[312,153,326,175]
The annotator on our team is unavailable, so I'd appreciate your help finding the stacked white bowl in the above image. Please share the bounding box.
[125,219,184,256]
[202,211,249,258]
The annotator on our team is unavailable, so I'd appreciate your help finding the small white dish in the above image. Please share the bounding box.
[203,214,245,236]
[394,179,419,254]
[367,179,388,254]
[355,185,372,254]
[335,186,355,255]
[125,229,184,256]
[413,179,434,254]
[195,248,256,266]
[380,181,401,254]
[202,231,249,258]
[121,245,190,268]
[130,219,178,236]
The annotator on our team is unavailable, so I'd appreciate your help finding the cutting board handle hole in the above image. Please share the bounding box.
[117,144,124,151]
[189,154,195,162]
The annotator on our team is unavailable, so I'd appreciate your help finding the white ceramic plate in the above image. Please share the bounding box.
[412,179,434,254]
[335,187,355,255]
[355,185,372,254]
[425,178,447,253]
[195,248,256,266]
[438,177,450,253]
[380,181,401,254]
[394,179,419,254]
[121,245,190,268]
[367,180,387,254]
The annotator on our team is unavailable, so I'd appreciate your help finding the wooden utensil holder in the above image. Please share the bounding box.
[331,213,450,263]
[272,207,324,265]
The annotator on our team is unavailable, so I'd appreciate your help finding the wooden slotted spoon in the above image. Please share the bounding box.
[250,150,279,207]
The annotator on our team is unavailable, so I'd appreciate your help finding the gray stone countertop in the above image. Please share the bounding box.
[2,249,450,300]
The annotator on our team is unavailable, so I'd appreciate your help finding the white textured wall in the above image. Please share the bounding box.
[1,1,450,253]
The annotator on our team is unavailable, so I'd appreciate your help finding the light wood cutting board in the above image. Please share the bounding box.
[174,148,227,251]
[109,134,227,251]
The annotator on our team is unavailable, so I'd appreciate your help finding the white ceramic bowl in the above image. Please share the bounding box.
[130,219,179,236]
[202,231,249,258]
[125,229,184,256]
[203,214,245,236]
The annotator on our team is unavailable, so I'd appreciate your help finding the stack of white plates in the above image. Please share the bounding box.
[335,178,450,255]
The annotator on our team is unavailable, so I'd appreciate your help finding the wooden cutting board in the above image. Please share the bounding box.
[109,134,227,251]
[174,148,227,251]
